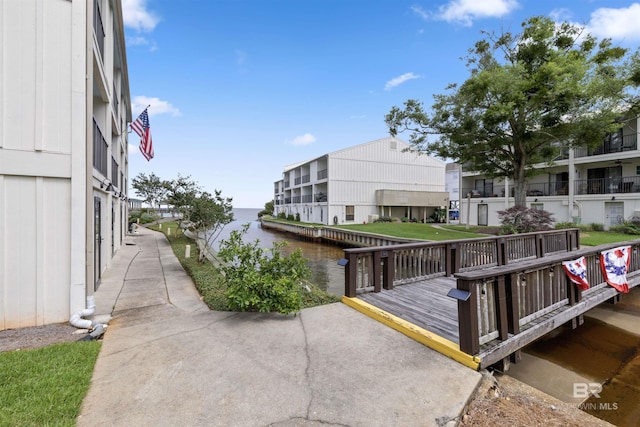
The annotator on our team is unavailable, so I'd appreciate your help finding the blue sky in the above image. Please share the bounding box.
[123,0,640,208]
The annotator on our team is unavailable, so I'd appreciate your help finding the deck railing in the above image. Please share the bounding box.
[454,239,640,356]
[343,229,579,297]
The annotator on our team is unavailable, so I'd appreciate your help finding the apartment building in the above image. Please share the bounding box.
[273,137,449,225]
[0,0,132,329]
[460,116,640,228]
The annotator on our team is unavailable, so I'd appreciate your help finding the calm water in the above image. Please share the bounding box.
[211,208,346,296]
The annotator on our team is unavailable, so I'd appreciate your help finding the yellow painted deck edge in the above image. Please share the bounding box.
[342,296,480,370]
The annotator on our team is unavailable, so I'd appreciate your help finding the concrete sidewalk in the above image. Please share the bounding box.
[77,227,481,427]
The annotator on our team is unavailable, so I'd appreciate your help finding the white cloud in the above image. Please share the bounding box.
[433,0,519,26]
[131,96,181,117]
[126,35,157,52]
[411,5,430,20]
[122,0,160,32]
[289,133,317,146]
[549,8,572,23]
[128,143,139,154]
[384,72,422,91]
[586,3,640,42]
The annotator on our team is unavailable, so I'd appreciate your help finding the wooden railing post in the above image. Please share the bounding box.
[536,233,544,258]
[494,275,509,341]
[344,252,358,297]
[382,250,394,291]
[373,250,382,293]
[566,270,584,329]
[506,273,521,363]
[498,237,506,266]
[457,278,479,355]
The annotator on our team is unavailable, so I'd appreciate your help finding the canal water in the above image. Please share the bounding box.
[212,208,346,297]
[220,209,640,424]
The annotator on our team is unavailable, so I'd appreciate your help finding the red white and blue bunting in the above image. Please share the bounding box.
[562,256,589,290]
[600,246,631,293]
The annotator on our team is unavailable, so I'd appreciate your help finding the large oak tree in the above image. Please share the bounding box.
[386,16,639,207]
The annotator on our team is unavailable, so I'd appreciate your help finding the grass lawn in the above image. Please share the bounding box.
[148,222,339,310]
[579,231,640,247]
[0,341,101,426]
[334,222,489,240]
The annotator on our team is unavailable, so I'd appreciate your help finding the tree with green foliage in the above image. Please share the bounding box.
[163,174,203,221]
[386,16,640,207]
[258,200,274,218]
[217,224,311,315]
[132,172,167,210]
[189,190,234,262]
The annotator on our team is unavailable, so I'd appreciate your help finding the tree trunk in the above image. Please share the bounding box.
[513,164,528,207]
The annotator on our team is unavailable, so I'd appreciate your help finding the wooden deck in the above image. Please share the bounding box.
[347,236,640,371]
[355,273,640,370]
[357,277,459,344]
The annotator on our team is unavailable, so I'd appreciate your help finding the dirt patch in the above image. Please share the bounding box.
[459,372,613,427]
[0,323,86,353]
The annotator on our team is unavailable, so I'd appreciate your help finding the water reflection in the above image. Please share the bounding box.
[211,208,346,297]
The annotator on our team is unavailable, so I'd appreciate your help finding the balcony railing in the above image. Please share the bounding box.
[93,119,108,176]
[112,82,119,116]
[292,196,301,203]
[284,181,290,188]
[574,134,637,158]
[575,176,640,195]
[317,169,328,180]
[294,177,301,185]
[301,174,310,184]
[315,192,327,202]
[463,177,640,197]
[302,194,312,203]
[462,181,569,198]
[93,0,105,60]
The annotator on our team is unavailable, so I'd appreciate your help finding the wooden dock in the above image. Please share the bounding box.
[340,230,640,370]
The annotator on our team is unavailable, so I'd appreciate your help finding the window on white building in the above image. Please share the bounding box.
[346,205,355,221]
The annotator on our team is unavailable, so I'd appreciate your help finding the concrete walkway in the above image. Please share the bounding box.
[77,227,481,427]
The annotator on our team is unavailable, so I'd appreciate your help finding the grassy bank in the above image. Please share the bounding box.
[148,222,339,311]
[334,222,490,240]
[0,341,101,426]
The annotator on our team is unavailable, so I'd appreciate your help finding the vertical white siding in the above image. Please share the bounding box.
[0,176,71,329]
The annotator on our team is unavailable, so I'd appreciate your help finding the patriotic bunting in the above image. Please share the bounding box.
[562,256,589,290]
[600,246,631,293]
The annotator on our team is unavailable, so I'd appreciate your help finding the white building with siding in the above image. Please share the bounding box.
[274,137,449,225]
[0,0,132,330]
[460,116,640,229]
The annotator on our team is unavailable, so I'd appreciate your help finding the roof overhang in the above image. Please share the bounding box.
[375,190,449,207]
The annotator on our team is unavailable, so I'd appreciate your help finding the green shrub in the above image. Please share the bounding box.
[610,222,640,235]
[590,223,604,231]
[139,212,156,223]
[295,213,300,222]
[277,212,287,219]
[217,224,311,315]
[498,206,554,234]
[554,221,575,230]
[375,216,393,223]
[287,214,295,221]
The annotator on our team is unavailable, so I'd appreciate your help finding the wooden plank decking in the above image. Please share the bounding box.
[357,277,459,344]
[354,273,640,370]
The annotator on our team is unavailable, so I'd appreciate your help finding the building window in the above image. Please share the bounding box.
[531,203,544,211]
[345,205,355,221]
[111,157,119,188]
[478,204,488,226]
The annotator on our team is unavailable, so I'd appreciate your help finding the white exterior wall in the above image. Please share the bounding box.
[276,137,446,225]
[0,0,83,328]
[0,0,130,330]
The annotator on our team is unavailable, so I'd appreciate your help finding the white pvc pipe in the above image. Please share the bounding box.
[70,295,96,329]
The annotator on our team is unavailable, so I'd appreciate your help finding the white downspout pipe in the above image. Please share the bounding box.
[70,295,96,329]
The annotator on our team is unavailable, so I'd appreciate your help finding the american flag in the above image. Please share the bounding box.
[131,108,154,161]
